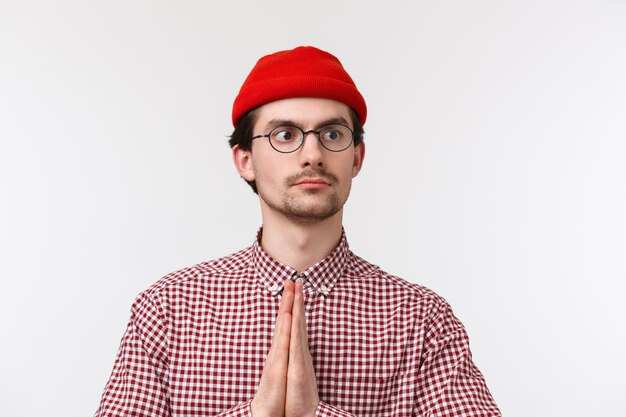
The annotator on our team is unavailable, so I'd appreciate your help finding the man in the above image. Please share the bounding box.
[96,46,501,417]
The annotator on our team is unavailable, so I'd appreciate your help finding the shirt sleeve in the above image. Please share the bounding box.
[414,300,501,416]
[94,293,252,417]
[94,292,170,416]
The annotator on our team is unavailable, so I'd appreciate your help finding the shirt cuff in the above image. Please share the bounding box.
[314,401,355,417]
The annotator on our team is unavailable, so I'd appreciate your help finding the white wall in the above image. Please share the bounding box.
[1,1,624,416]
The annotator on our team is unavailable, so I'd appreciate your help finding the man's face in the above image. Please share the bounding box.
[233,97,365,225]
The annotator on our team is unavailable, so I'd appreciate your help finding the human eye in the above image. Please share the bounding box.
[271,126,300,143]
[320,125,346,142]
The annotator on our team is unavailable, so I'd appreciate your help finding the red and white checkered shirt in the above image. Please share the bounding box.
[96,230,500,416]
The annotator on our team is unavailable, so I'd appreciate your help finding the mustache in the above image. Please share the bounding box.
[286,168,338,185]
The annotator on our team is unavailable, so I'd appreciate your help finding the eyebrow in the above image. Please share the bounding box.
[264,116,351,131]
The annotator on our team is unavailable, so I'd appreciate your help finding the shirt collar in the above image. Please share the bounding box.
[251,227,351,297]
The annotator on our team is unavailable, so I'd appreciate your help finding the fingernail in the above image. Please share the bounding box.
[295,277,305,284]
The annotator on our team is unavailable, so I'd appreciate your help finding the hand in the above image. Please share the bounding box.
[285,279,319,417]
[250,280,319,417]
[251,280,294,417]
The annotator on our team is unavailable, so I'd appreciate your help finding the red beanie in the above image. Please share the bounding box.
[232,46,367,127]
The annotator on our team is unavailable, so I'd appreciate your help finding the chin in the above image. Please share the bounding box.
[285,199,344,221]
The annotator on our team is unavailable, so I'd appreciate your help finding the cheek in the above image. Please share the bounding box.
[337,156,358,179]
[253,159,284,187]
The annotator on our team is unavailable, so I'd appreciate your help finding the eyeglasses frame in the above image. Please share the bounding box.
[251,123,357,153]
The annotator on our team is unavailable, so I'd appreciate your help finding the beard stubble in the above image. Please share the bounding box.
[258,168,348,226]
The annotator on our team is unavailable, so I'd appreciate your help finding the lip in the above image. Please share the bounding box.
[294,177,330,189]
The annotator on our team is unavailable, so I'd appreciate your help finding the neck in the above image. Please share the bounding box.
[259,209,344,273]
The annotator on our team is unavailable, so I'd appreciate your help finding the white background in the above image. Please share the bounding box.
[1,1,625,416]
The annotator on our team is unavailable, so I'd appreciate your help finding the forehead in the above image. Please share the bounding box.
[253,97,353,129]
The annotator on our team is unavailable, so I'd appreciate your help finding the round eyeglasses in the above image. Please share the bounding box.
[251,124,356,153]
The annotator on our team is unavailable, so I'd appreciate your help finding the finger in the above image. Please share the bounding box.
[290,280,306,353]
[273,312,292,355]
[296,281,308,340]
[271,283,294,356]
[280,279,295,314]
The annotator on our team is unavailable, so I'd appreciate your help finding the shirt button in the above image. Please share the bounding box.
[320,285,329,293]
[269,284,280,292]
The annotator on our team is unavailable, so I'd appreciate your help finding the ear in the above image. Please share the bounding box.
[351,142,366,178]
[232,145,255,182]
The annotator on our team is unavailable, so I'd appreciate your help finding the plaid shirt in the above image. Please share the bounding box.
[96,230,500,416]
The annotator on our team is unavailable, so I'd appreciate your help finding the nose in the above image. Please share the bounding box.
[298,131,324,167]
